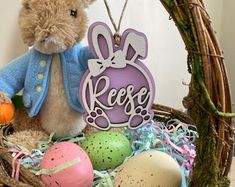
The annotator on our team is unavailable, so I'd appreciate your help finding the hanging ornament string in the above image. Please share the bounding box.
[103,0,129,45]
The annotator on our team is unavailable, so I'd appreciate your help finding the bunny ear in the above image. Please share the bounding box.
[121,30,148,62]
[88,22,115,60]
[81,0,96,8]
[22,0,31,8]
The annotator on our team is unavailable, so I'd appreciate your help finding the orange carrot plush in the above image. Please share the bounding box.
[0,103,15,124]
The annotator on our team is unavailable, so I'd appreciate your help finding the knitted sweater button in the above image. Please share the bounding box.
[36,85,42,93]
[37,73,44,80]
[39,60,47,67]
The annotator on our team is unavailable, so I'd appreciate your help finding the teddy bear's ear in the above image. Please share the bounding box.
[22,0,31,9]
[81,0,96,8]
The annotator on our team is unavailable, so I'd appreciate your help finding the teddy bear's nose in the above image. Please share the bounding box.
[40,32,50,43]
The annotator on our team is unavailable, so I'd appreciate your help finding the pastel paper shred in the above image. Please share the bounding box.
[7,147,31,181]
[4,119,197,187]
[124,119,198,187]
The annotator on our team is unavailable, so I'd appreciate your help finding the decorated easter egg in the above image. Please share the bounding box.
[0,103,15,124]
[80,131,132,170]
[114,151,182,187]
[40,142,93,187]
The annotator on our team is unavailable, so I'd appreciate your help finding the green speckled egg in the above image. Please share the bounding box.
[80,131,132,170]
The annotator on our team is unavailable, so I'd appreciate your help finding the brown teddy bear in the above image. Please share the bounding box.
[0,0,96,150]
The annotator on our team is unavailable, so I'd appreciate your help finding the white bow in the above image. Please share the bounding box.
[88,23,148,77]
[88,50,127,77]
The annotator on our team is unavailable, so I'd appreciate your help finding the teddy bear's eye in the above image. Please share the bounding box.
[24,3,32,11]
[70,10,77,18]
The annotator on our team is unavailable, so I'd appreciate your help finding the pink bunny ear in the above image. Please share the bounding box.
[88,22,115,60]
[121,29,148,63]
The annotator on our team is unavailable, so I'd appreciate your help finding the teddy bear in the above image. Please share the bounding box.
[0,0,96,144]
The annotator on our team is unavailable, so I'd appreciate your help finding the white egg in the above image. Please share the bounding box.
[114,151,182,187]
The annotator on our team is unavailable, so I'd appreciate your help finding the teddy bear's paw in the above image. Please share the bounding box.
[6,130,49,153]
[0,92,11,104]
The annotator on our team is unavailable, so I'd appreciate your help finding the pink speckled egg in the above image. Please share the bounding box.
[40,142,93,187]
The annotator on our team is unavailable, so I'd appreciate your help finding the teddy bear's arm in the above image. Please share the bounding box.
[78,46,93,71]
[0,50,31,98]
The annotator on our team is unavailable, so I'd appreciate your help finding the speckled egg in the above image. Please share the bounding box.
[114,151,182,187]
[40,142,93,187]
[80,131,132,170]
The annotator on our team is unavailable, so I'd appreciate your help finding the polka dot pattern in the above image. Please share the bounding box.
[80,131,132,170]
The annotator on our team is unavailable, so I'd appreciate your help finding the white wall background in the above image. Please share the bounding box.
[0,0,27,68]
[204,0,235,112]
[220,1,235,112]
[0,0,233,112]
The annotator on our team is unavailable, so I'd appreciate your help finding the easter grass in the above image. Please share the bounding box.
[1,118,197,187]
